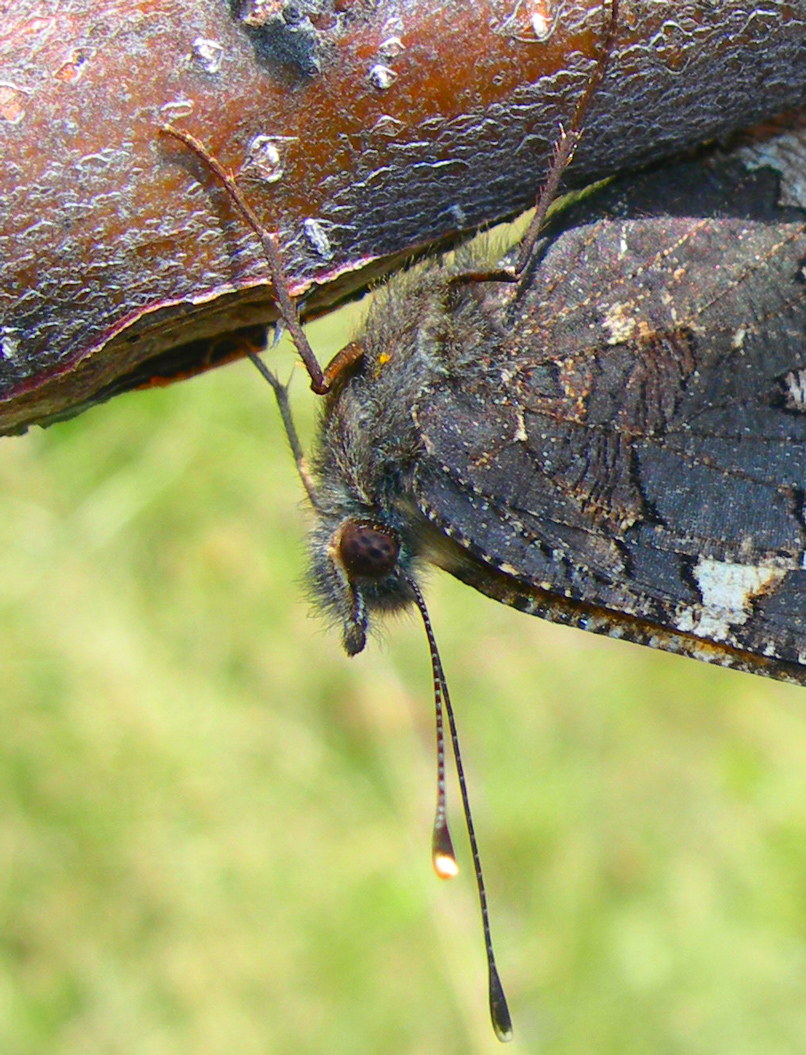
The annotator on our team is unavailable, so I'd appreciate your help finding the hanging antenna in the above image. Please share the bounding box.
[407,576,513,1043]
[159,129,511,1038]
[515,0,619,283]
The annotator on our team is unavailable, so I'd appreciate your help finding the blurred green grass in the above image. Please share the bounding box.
[1,302,806,1055]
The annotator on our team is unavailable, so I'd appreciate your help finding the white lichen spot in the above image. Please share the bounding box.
[601,302,637,344]
[303,218,334,260]
[783,368,806,412]
[678,558,787,642]
[450,203,467,226]
[619,231,628,258]
[192,38,225,75]
[0,326,20,360]
[368,64,397,90]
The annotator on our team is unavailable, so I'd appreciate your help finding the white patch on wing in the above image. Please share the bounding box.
[783,368,806,412]
[676,559,787,642]
[513,408,528,442]
[731,325,747,350]
[601,302,637,344]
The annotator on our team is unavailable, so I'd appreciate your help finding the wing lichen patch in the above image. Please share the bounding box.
[676,558,788,642]
[602,301,638,344]
[783,368,806,412]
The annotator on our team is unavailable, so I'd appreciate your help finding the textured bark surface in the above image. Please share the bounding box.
[2,0,806,434]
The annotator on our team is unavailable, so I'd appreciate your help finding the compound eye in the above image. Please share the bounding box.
[338,521,399,581]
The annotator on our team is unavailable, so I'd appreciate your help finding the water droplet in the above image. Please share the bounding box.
[529,0,554,40]
[371,114,405,137]
[245,134,297,183]
[382,14,405,36]
[239,0,285,25]
[54,48,93,84]
[378,35,404,59]
[368,64,397,90]
[494,0,557,42]
[192,37,225,75]
[160,98,194,121]
[0,82,30,124]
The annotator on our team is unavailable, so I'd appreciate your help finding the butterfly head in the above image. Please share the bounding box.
[308,511,419,655]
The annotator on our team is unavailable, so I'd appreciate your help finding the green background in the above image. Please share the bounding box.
[2,301,806,1055]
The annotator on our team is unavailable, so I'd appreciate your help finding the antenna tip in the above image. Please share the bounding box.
[432,852,460,880]
[490,966,513,1042]
[493,1021,514,1044]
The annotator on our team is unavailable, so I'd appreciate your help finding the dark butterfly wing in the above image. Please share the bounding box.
[413,129,806,683]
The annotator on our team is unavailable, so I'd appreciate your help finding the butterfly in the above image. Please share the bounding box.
[160,0,806,1037]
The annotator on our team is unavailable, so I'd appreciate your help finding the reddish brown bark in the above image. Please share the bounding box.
[2,0,806,434]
